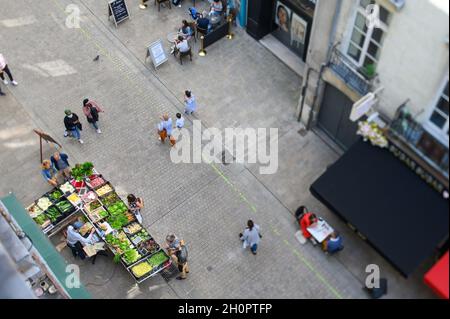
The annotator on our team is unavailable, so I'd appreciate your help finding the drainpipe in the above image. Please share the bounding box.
[300,0,343,128]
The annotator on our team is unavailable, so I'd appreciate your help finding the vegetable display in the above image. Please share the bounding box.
[123,222,142,235]
[147,251,170,268]
[45,206,62,222]
[96,184,113,197]
[71,162,94,181]
[34,213,50,226]
[105,231,133,254]
[101,192,121,207]
[60,182,75,194]
[130,229,151,245]
[131,261,153,278]
[138,239,160,256]
[122,248,142,265]
[49,189,63,201]
[86,200,102,212]
[37,197,52,211]
[107,201,128,215]
[56,200,74,214]
[89,176,106,188]
[81,191,97,203]
[67,193,81,205]
[27,204,43,218]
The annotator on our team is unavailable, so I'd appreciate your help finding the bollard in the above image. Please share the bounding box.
[139,0,148,9]
[199,36,207,56]
[226,16,234,40]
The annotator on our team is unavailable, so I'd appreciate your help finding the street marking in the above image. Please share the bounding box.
[35,60,77,77]
[1,15,37,28]
[21,64,51,78]
[47,0,345,299]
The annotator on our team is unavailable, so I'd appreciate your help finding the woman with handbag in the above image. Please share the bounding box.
[82,98,104,134]
[63,109,84,144]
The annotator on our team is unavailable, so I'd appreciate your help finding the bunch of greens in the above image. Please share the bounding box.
[45,206,62,222]
[122,249,142,265]
[101,192,121,207]
[71,162,94,181]
[49,189,63,201]
[55,200,73,214]
[34,213,50,226]
[147,251,169,268]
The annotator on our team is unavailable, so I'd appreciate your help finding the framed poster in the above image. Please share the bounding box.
[290,12,308,48]
[275,1,291,33]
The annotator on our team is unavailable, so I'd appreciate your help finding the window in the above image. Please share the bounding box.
[346,0,391,71]
[426,78,449,143]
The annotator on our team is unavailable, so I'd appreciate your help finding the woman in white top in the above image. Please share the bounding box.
[0,53,18,86]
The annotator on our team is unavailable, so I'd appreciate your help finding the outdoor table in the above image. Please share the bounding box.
[307,219,334,243]
[167,31,180,43]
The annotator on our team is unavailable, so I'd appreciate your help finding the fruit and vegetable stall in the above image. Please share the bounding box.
[26,162,172,284]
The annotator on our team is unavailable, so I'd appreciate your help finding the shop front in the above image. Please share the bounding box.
[246,0,315,72]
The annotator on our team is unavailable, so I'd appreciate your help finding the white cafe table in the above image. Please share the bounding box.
[307,219,334,243]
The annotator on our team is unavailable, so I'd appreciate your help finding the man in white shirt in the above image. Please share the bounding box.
[0,53,18,86]
[176,113,185,129]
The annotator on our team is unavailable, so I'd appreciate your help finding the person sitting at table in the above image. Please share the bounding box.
[209,0,223,17]
[300,212,318,245]
[180,20,194,41]
[322,231,344,254]
[66,225,96,260]
[197,11,211,34]
[174,36,190,56]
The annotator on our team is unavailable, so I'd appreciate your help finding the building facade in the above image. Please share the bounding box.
[296,0,449,187]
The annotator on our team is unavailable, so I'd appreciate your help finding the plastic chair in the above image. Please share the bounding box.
[179,48,193,65]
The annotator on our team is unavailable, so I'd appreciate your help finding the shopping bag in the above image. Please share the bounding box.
[295,230,307,245]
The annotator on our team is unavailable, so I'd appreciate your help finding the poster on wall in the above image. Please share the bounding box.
[290,12,308,48]
[275,1,291,33]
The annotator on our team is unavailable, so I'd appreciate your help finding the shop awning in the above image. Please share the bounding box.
[424,251,449,299]
[310,140,449,277]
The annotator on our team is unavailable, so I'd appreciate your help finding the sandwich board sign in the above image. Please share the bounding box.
[108,0,130,27]
[350,92,376,122]
[146,40,168,70]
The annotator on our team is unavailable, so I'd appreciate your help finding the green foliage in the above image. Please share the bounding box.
[71,162,94,181]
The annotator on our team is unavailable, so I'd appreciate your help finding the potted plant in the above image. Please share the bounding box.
[360,63,376,80]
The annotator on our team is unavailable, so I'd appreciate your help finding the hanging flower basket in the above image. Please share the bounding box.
[357,121,388,148]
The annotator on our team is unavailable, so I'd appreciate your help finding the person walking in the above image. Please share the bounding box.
[64,110,84,144]
[239,220,262,255]
[157,114,176,147]
[41,160,58,187]
[50,151,71,181]
[176,113,185,129]
[165,234,189,280]
[184,90,197,115]
[0,53,18,86]
[127,194,144,224]
[82,98,104,134]
[0,83,5,96]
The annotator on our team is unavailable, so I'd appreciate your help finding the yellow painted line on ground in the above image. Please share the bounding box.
[49,0,345,299]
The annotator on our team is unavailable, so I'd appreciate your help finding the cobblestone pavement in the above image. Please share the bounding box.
[0,0,434,298]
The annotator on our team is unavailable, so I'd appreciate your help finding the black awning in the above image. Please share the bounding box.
[310,139,449,277]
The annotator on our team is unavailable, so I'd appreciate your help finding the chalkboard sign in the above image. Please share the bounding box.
[146,40,168,70]
[108,0,130,27]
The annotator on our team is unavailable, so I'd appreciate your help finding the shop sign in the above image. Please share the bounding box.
[388,143,449,198]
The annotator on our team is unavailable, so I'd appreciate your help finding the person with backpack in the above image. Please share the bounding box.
[64,110,83,144]
[165,234,189,280]
[82,98,104,134]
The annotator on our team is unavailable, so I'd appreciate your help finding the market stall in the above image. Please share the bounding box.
[26,162,172,284]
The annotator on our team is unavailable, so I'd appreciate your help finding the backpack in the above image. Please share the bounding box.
[89,104,99,122]
[176,245,188,264]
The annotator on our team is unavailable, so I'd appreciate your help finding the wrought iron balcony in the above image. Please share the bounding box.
[388,106,449,181]
[328,48,373,96]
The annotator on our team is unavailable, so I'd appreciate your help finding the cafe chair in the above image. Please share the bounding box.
[155,0,171,12]
[179,48,193,65]
[188,22,197,43]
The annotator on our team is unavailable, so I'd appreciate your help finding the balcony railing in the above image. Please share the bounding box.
[388,106,449,180]
[328,48,373,96]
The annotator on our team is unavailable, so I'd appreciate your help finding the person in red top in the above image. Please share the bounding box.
[300,212,318,240]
